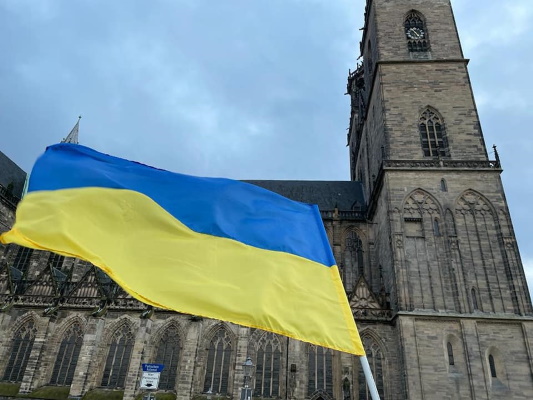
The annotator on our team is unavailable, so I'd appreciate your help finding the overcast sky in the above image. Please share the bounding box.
[1,0,532,295]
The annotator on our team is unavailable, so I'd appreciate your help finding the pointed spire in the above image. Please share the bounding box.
[62,116,81,144]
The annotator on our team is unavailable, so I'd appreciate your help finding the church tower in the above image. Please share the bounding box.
[347,0,533,398]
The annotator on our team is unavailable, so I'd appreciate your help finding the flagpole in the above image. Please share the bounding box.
[360,356,381,400]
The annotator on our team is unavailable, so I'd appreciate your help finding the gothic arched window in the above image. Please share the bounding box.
[50,322,83,385]
[203,328,233,395]
[404,11,430,52]
[101,324,134,388]
[3,321,37,382]
[254,333,282,398]
[307,345,333,397]
[155,326,181,390]
[447,342,455,366]
[358,337,385,400]
[419,108,448,157]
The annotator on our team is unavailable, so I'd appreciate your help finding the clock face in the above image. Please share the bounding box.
[406,27,425,40]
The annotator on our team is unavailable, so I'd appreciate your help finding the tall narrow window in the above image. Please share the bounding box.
[440,179,447,192]
[12,246,33,276]
[447,342,455,366]
[50,323,83,385]
[155,326,181,390]
[307,345,333,397]
[203,328,232,395]
[433,219,441,236]
[254,333,281,398]
[404,11,430,52]
[471,288,479,311]
[101,324,134,388]
[488,355,497,378]
[419,108,448,157]
[3,321,37,382]
[358,337,385,400]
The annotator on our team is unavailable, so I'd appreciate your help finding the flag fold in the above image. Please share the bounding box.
[0,144,364,355]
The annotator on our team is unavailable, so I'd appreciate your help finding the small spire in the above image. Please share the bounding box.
[62,116,81,144]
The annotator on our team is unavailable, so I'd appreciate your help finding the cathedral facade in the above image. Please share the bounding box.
[1,1,532,399]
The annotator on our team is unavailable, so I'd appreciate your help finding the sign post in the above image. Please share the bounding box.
[140,363,164,399]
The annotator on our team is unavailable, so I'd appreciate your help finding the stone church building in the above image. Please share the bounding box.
[1,0,532,399]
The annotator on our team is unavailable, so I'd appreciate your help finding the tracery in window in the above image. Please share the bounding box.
[50,322,83,385]
[358,337,385,400]
[101,324,134,388]
[203,328,233,395]
[254,332,282,398]
[419,108,448,157]
[307,345,333,397]
[155,325,181,390]
[404,11,430,52]
[3,321,37,382]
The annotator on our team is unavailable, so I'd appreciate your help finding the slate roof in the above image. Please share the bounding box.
[0,150,27,198]
[245,180,366,211]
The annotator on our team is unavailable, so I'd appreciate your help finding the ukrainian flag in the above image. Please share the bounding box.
[1,144,364,355]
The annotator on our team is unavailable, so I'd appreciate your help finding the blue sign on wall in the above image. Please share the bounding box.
[142,363,164,372]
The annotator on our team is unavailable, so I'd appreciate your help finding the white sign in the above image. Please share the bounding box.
[140,371,161,389]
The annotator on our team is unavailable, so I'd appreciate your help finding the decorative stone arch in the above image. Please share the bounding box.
[93,316,137,389]
[0,310,40,382]
[200,322,237,395]
[309,389,334,400]
[150,317,186,348]
[455,189,498,218]
[444,333,462,369]
[200,321,237,350]
[485,346,507,387]
[404,10,430,53]
[402,188,444,218]
[356,329,388,400]
[340,226,368,290]
[40,313,88,385]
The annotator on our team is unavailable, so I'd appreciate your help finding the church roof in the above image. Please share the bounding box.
[245,180,366,211]
[0,149,27,199]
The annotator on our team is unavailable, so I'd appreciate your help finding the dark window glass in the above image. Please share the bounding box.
[253,333,282,397]
[155,326,180,390]
[419,108,448,157]
[489,355,497,378]
[440,179,447,192]
[101,325,134,388]
[12,247,33,276]
[447,342,455,366]
[307,345,333,397]
[3,321,37,382]
[472,288,479,311]
[203,329,232,395]
[358,338,385,400]
[50,323,83,385]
